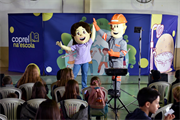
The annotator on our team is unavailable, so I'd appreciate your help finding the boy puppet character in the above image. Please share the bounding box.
[93,14,127,91]
[56,22,95,90]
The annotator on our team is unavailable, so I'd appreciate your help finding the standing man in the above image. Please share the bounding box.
[93,14,128,91]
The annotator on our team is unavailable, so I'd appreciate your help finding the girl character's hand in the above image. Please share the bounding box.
[56,41,72,51]
[56,41,62,47]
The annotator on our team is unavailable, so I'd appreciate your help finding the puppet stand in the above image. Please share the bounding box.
[105,68,130,120]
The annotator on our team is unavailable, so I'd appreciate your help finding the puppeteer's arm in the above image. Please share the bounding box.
[93,18,111,41]
[91,25,96,42]
[56,41,72,51]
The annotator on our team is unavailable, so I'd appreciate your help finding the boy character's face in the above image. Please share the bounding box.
[148,96,160,114]
[111,24,126,39]
[73,26,90,44]
[103,50,108,55]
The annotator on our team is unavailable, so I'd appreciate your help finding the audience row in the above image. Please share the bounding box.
[0,64,179,120]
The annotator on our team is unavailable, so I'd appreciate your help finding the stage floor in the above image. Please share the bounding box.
[0,67,176,120]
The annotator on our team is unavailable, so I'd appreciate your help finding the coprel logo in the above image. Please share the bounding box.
[12,31,39,48]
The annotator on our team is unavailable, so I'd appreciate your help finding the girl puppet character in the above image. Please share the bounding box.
[56,22,95,90]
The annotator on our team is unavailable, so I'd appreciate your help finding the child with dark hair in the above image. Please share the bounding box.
[20,81,49,120]
[60,79,87,119]
[56,68,74,87]
[0,76,15,99]
[84,76,108,119]
[85,76,102,101]
[90,76,102,86]
[52,68,74,100]
[2,76,13,87]
[170,86,180,120]
[61,79,81,101]
[125,87,175,120]
[35,99,60,120]
[172,69,180,86]
[7,93,18,98]
[31,81,49,99]
[148,70,161,86]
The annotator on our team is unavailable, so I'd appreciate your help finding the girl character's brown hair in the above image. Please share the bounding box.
[35,99,60,120]
[90,76,101,86]
[57,68,74,87]
[31,81,47,99]
[71,22,91,45]
[17,64,44,87]
[61,79,79,100]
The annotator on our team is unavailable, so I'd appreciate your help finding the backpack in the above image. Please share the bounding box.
[88,86,106,109]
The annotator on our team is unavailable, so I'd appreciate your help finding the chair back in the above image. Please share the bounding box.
[0,114,7,120]
[0,87,22,99]
[54,86,65,102]
[27,98,46,109]
[148,81,171,107]
[63,99,88,118]
[19,83,34,100]
[171,83,180,103]
[151,103,173,120]
[0,98,25,120]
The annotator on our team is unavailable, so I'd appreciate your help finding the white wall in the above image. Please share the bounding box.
[0,0,180,47]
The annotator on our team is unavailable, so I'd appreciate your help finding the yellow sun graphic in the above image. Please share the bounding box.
[42,13,53,21]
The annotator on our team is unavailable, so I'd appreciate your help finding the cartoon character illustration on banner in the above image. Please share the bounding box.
[61,50,76,68]
[150,24,174,73]
[93,14,128,91]
[56,22,95,90]
[98,48,109,73]
[89,50,97,75]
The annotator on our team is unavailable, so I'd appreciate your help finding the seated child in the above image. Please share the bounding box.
[125,87,175,120]
[7,93,18,98]
[172,69,180,86]
[148,70,168,105]
[60,79,85,119]
[20,81,49,120]
[148,70,161,86]
[35,99,60,120]
[85,76,106,101]
[61,79,81,101]
[169,70,180,103]
[52,68,74,100]
[170,85,180,120]
[85,76,108,116]
[2,76,13,87]
[0,76,18,99]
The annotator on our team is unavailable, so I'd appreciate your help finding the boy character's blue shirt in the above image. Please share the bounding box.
[125,108,151,120]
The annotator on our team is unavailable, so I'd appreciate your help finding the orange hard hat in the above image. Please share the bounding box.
[108,14,127,24]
